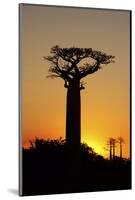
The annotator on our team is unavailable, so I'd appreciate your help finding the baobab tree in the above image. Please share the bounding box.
[106,138,113,160]
[111,138,117,159]
[44,45,114,155]
[106,137,117,160]
[117,137,125,159]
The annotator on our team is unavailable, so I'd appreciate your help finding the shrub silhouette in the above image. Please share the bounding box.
[22,138,131,195]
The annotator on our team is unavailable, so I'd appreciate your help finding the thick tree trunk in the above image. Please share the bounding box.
[66,79,81,158]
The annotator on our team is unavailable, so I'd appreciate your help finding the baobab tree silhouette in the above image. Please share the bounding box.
[106,138,113,160]
[117,137,125,159]
[106,137,117,160]
[44,45,114,157]
[112,138,117,159]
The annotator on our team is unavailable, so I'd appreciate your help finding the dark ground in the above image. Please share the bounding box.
[22,138,131,196]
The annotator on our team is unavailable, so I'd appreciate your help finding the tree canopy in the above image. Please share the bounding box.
[44,45,115,82]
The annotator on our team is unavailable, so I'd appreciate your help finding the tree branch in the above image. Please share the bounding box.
[79,62,100,78]
[44,56,72,82]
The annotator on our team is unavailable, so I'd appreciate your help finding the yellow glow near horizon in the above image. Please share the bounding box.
[87,141,104,156]
[82,130,106,157]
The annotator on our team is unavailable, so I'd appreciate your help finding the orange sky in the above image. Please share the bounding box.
[20,4,130,158]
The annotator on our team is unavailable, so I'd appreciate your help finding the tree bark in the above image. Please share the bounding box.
[66,78,81,158]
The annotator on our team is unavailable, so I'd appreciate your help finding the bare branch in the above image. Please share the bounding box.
[79,62,101,78]
[44,55,72,82]
[46,74,60,79]
[90,50,115,64]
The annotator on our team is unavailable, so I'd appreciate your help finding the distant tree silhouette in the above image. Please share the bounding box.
[105,138,112,160]
[106,138,117,160]
[117,137,125,159]
[44,45,114,156]
[106,138,113,160]
[112,138,117,159]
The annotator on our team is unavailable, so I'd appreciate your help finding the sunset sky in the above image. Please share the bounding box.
[20,4,130,158]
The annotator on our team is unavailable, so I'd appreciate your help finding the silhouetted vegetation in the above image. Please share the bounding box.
[106,137,117,160]
[105,137,126,160]
[117,137,125,159]
[22,138,131,196]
